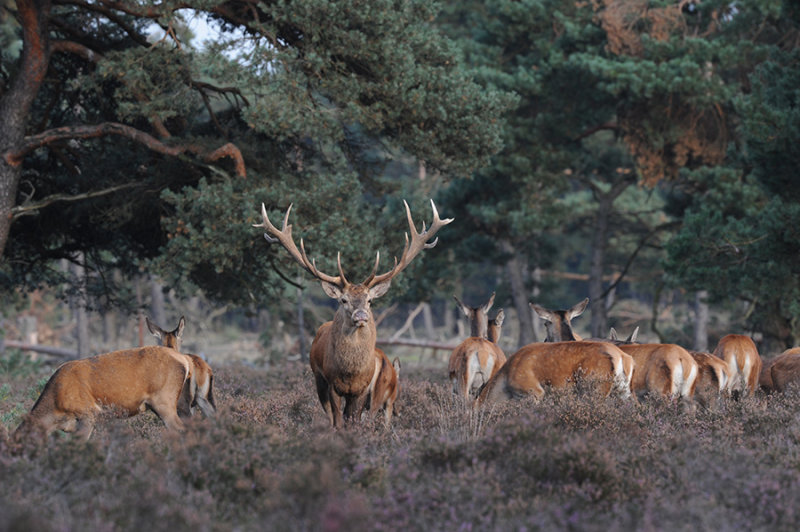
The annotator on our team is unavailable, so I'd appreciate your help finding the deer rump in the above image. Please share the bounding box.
[479,341,629,404]
[449,338,506,399]
[16,347,190,441]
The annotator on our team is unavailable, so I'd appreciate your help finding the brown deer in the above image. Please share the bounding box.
[448,293,507,400]
[145,316,217,418]
[530,298,589,341]
[533,301,695,403]
[689,351,731,408]
[365,348,401,425]
[477,341,632,404]
[759,347,800,393]
[488,309,505,344]
[14,345,192,442]
[256,199,452,427]
[712,334,762,397]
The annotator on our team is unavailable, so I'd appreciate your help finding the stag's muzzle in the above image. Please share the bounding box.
[352,309,370,327]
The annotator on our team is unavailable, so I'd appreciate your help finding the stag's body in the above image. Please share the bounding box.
[146,316,217,418]
[15,347,190,441]
[690,351,730,408]
[310,316,380,426]
[760,347,800,393]
[477,341,631,404]
[258,199,452,427]
[712,334,762,396]
[449,294,507,400]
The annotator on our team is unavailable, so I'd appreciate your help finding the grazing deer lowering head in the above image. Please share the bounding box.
[146,316,217,418]
[448,293,507,400]
[256,199,452,427]
[14,345,191,443]
[712,334,762,397]
[760,347,800,393]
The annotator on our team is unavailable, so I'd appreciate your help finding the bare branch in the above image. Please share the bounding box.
[11,182,141,219]
[3,122,247,177]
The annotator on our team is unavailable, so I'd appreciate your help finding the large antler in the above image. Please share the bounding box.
[254,203,347,287]
[363,199,454,288]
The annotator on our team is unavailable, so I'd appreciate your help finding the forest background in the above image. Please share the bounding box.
[1,0,799,364]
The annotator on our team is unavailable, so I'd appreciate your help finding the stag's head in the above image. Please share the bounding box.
[255,199,453,329]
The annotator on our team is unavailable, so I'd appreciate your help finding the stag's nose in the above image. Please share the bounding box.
[352,309,370,326]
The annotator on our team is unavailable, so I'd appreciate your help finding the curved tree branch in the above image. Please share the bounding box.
[3,122,247,177]
[11,182,141,219]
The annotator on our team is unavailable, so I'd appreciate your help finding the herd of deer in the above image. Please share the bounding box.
[12,199,800,441]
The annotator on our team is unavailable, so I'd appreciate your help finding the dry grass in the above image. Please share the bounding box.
[3,352,800,531]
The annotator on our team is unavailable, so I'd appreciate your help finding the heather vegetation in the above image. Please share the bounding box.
[3,353,800,531]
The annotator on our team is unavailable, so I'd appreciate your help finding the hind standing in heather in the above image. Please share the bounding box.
[146,316,217,418]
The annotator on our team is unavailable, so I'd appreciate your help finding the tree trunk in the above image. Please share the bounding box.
[149,278,167,327]
[0,1,51,258]
[502,240,535,349]
[70,253,90,357]
[297,281,308,361]
[693,290,709,352]
[588,178,632,338]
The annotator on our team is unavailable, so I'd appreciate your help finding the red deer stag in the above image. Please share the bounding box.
[759,347,800,393]
[14,345,191,442]
[365,348,401,425]
[256,199,452,427]
[146,316,217,418]
[448,293,507,400]
[712,334,762,397]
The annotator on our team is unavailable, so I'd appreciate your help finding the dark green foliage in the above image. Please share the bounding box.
[1,0,510,310]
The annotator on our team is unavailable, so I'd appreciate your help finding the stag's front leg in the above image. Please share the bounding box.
[329,390,344,428]
[314,373,335,426]
[342,393,367,424]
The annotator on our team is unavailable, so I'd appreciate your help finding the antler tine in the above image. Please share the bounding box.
[255,203,343,286]
[366,199,453,287]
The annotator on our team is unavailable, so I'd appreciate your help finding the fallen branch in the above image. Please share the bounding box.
[2,339,77,359]
[377,337,458,351]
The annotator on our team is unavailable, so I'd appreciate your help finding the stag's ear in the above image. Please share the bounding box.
[369,279,392,300]
[321,281,343,300]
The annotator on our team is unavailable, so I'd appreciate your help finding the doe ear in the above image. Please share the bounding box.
[145,317,161,339]
[321,281,344,300]
[493,309,505,327]
[176,316,186,339]
[568,298,590,319]
[453,295,472,318]
[369,279,392,299]
[480,292,496,313]
[392,357,401,373]
[529,303,554,322]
